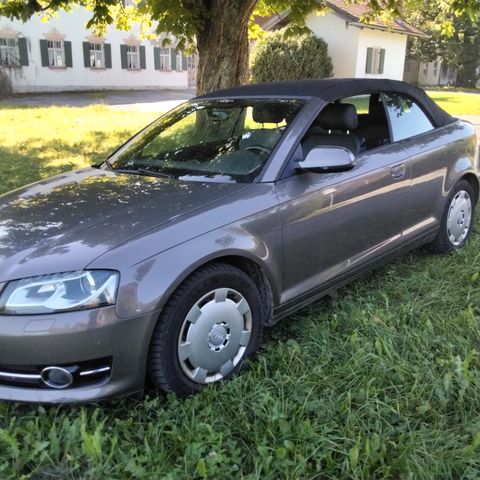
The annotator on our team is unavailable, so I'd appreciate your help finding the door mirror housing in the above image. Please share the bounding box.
[295,146,356,173]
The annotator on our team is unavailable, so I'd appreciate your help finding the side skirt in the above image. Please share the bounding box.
[270,230,436,326]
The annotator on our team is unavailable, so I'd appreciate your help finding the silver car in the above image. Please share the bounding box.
[0,79,478,403]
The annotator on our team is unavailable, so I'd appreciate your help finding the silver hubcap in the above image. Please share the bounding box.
[178,288,252,384]
[447,190,472,246]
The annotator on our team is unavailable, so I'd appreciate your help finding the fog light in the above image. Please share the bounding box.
[40,366,73,389]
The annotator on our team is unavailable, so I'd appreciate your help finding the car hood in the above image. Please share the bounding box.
[0,168,247,282]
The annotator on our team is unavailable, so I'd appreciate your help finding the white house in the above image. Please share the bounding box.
[262,0,427,81]
[404,58,458,86]
[0,6,192,93]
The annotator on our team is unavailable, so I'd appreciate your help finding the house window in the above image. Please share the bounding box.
[433,61,438,77]
[48,40,64,67]
[0,37,19,66]
[90,42,104,68]
[423,64,428,76]
[126,45,140,69]
[159,47,171,70]
[176,51,182,71]
[365,47,385,74]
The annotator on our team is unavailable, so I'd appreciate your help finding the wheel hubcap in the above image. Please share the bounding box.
[446,190,472,246]
[178,288,252,384]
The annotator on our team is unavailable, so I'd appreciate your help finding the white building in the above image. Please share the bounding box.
[0,7,192,93]
[262,0,427,81]
[404,58,458,86]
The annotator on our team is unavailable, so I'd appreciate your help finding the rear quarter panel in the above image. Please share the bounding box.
[399,120,478,238]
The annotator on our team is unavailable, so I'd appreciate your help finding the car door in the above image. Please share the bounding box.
[381,92,466,242]
[276,106,412,306]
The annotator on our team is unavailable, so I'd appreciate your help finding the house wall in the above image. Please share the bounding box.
[417,59,441,86]
[305,12,408,81]
[355,28,407,80]
[0,8,189,93]
[305,12,360,78]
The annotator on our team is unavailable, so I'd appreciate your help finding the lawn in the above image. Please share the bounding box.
[0,98,480,478]
[427,90,480,115]
[0,105,156,195]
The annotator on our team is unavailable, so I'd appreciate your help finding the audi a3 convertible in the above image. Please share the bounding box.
[0,79,478,403]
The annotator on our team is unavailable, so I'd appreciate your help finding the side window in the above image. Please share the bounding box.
[383,93,434,142]
[366,47,385,74]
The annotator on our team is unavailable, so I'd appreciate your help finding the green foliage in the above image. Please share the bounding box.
[250,29,333,83]
[406,0,480,87]
[1,1,480,93]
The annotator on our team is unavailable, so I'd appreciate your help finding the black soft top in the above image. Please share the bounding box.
[198,78,455,128]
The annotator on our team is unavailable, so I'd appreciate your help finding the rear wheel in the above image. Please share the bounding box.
[148,263,263,395]
[428,179,475,254]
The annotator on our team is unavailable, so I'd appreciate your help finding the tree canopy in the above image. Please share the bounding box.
[1,0,480,93]
[406,0,480,87]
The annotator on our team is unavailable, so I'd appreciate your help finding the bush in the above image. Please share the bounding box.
[250,29,333,83]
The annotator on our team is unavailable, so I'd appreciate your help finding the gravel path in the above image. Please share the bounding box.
[0,88,196,109]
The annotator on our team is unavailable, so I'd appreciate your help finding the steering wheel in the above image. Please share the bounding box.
[245,145,272,157]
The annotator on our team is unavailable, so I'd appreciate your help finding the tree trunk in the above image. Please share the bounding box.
[196,0,257,95]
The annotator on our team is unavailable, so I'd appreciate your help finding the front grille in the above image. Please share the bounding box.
[0,357,112,389]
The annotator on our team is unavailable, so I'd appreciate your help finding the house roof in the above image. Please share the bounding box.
[326,0,428,38]
[261,0,428,39]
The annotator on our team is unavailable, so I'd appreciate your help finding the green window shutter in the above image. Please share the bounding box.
[104,43,112,68]
[139,45,146,69]
[182,54,188,71]
[64,41,73,67]
[18,37,29,66]
[365,47,373,74]
[120,44,127,69]
[40,39,49,67]
[153,47,160,70]
[170,48,176,71]
[379,49,386,74]
[83,41,90,68]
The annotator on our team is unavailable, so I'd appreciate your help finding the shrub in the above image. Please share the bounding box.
[250,29,333,83]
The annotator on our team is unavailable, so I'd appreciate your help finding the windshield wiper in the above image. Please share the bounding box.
[113,168,173,180]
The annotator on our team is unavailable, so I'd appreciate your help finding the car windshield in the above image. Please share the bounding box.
[107,98,305,183]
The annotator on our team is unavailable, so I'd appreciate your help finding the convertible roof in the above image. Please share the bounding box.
[198,78,455,127]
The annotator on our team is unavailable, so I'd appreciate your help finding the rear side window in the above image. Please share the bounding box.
[383,93,434,142]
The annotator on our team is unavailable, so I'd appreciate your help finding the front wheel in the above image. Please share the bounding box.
[428,179,476,254]
[148,263,263,396]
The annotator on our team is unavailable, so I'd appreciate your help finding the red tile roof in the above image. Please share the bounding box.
[325,0,428,37]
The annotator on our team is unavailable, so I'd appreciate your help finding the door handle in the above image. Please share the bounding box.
[390,163,406,180]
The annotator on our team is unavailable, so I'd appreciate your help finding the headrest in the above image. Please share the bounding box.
[314,103,358,130]
[252,103,288,124]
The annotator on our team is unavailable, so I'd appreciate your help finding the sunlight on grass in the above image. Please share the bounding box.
[427,91,480,115]
[0,105,158,195]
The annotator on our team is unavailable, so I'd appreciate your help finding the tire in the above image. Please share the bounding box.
[428,179,476,254]
[148,262,263,396]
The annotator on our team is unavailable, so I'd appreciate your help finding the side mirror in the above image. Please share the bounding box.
[295,146,355,173]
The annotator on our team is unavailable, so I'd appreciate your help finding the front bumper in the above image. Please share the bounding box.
[0,306,158,403]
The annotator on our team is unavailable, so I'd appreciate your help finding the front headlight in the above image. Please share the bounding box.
[0,270,119,315]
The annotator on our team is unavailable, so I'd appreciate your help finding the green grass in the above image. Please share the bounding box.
[1,102,480,478]
[427,91,480,115]
[0,105,157,195]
